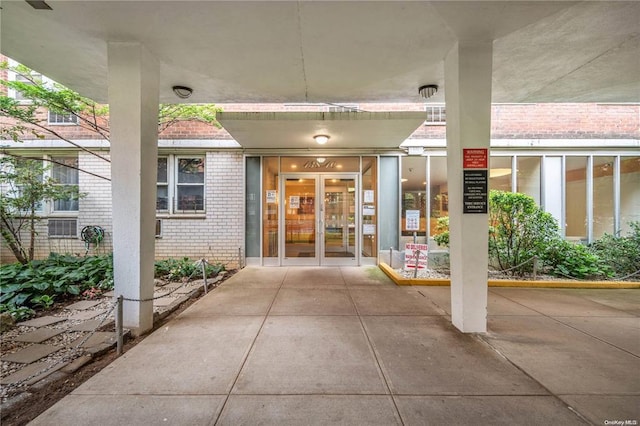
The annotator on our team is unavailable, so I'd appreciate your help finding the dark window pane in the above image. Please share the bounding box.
[177,186,204,211]
[177,158,204,183]
[157,158,168,183]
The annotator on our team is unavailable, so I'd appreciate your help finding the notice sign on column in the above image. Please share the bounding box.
[463,170,488,214]
[463,148,488,169]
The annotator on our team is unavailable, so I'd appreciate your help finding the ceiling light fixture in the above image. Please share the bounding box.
[172,85,193,99]
[314,134,330,145]
[418,84,438,99]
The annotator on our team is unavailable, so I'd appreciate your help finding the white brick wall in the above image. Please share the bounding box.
[155,151,244,268]
[1,150,245,268]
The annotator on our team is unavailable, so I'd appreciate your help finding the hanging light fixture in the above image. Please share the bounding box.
[172,85,193,99]
[314,134,330,145]
[418,84,438,99]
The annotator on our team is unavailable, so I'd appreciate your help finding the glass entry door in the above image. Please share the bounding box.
[281,174,358,266]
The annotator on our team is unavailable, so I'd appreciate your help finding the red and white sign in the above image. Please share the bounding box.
[404,243,428,270]
[463,148,488,169]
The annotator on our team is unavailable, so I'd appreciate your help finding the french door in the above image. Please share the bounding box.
[281,173,358,266]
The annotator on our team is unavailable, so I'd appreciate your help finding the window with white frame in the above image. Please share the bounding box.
[48,110,78,125]
[11,71,43,103]
[176,157,205,212]
[157,157,169,211]
[156,156,205,214]
[425,105,446,124]
[51,156,79,212]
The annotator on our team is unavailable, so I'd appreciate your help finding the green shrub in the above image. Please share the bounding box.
[488,191,560,276]
[0,253,113,311]
[433,217,450,248]
[154,257,224,281]
[589,222,640,279]
[541,239,608,279]
[0,304,35,321]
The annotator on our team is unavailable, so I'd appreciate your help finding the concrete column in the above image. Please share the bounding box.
[445,41,493,333]
[107,42,159,335]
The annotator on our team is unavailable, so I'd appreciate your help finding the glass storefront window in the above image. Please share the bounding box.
[593,156,615,239]
[246,157,261,258]
[262,157,279,257]
[517,156,541,205]
[429,156,447,239]
[620,156,640,235]
[490,156,512,192]
[361,157,377,258]
[401,157,427,238]
[565,156,588,240]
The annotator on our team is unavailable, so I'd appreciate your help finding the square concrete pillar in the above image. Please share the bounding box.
[445,41,493,333]
[107,42,159,335]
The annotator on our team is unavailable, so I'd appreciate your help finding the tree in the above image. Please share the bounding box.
[0,156,82,263]
[0,60,222,262]
[488,190,560,275]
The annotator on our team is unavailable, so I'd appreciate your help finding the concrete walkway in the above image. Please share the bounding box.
[30,267,639,425]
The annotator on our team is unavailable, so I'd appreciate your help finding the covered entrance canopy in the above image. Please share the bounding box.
[2,1,639,335]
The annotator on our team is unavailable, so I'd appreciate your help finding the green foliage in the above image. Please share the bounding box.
[32,294,55,310]
[0,253,114,311]
[0,304,35,321]
[433,216,450,247]
[0,156,83,264]
[154,257,225,281]
[589,222,640,279]
[540,239,608,279]
[1,61,221,146]
[489,191,560,276]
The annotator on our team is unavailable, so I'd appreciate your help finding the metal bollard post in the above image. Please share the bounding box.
[238,247,243,269]
[389,247,393,268]
[414,249,420,279]
[533,256,538,281]
[201,259,208,294]
[116,295,123,356]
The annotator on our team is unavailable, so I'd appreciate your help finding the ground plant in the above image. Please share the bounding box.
[488,191,560,276]
[430,191,638,280]
[154,257,225,281]
[589,222,640,279]
[0,254,225,320]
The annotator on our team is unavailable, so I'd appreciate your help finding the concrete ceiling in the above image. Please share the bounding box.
[217,111,427,149]
[2,1,639,106]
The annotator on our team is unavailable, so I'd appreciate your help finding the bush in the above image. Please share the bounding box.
[488,191,560,276]
[0,253,114,318]
[540,239,609,279]
[589,222,640,279]
[432,217,450,248]
[154,257,225,281]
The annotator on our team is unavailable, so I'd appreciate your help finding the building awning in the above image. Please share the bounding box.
[217,111,426,150]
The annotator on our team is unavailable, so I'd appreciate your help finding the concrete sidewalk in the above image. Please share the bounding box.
[30,267,639,425]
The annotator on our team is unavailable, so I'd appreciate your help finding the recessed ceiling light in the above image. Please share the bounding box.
[314,135,330,145]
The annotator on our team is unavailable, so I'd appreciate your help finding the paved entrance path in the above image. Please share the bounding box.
[30,267,639,425]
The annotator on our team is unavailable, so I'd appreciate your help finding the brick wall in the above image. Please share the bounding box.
[1,151,244,267]
[409,103,640,140]
[153,151,244,268]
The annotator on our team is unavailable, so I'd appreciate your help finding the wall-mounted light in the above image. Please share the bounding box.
[314,134,330,145]
[172,85,193,99]
[418,84,438,99]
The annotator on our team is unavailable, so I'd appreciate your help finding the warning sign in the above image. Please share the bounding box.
[463,148,488,169]
[404,243,428,270]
